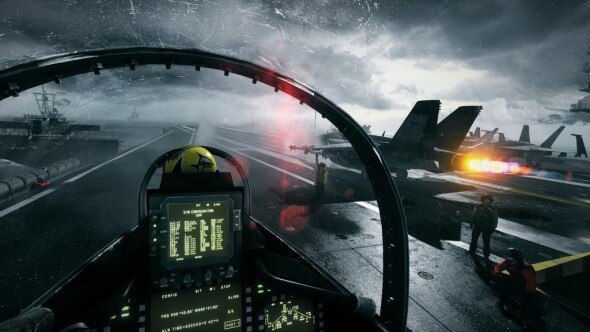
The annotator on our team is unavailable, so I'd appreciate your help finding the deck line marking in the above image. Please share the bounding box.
[521,175,590,188]
[434,174,589,208]
[216,129,286,153]
[214,141,314,185]
[214,140,381,216]
[0,189,58,219]
[175,126,190,133]
[445,240,502,263]
[355,201,379,213]
[0,130,177,219]
[65,131,174,184]
[175,126,192,134]
[487,219,590,255]
[189,125,197,144]
[433,174,513,191]
[216,126,282,138]
[216,136,314,170]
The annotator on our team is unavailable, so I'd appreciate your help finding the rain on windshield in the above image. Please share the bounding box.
[0,1,589,331]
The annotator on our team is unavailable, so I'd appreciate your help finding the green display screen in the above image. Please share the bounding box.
[167,201,229,262]
[150,281,242,331]
[264,299,315,332]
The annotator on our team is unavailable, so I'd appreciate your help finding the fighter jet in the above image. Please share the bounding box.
[290,100,481,179]
[460,128,499,148]
[468,125,565,169]
[529,134,590,175]
[460,124,532,149]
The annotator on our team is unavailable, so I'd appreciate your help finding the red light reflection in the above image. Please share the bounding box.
[344,187,354,198]
[279,205,309,233]
[280,177,290,189]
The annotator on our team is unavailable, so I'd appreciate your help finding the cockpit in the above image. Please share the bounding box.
[0,48,409,332]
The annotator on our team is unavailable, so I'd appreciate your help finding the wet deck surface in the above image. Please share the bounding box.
[0,124,588,331]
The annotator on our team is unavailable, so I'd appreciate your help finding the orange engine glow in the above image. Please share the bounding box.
[466,158,522,174]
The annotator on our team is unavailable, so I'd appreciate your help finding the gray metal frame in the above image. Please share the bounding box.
[0,47,409,330]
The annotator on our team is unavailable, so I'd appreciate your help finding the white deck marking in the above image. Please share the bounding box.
[175,126,192,134]
[432,174,513,191]
[216,129,286,154]
[355,201,379,213]
[216,126,282,138]
[188,125,197,144]
[486,219,590,255]
[214,141,314,185]
[0,130,177,219]
[214,140,382,217]
[0,189,58,218]
[445,240,502,263]
[65,131,173,183]
[521,175,590,188]
[216,136,314,170]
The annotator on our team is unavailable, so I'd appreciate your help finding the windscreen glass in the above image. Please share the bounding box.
[1,1,589,331]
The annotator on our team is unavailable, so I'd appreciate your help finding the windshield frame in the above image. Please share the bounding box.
[0,47,409,329]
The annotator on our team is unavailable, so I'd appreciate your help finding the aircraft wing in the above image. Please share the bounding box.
[496,145,553,152]
[475,128,498,144]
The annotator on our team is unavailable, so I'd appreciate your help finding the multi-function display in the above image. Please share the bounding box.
[167,201,229,262]
[264,299,316,332]
[150,281,243,331]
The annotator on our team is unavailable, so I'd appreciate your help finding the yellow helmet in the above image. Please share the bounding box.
[163,146,218,174]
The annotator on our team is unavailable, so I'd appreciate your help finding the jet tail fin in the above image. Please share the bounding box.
[540,126,565,148]
[498,133,506,142]
[473,127,481,138]
[435,106,482,150]
[572,134,588,157]
[476,128,498,144]
[519,125,530,143]
[389,100,440,151]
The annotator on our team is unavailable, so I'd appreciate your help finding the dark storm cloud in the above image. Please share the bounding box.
[437,1,590,89]
[0,0,397,110]
[0,0,589,125]
[383,0,590,91]
[539,112,590,125]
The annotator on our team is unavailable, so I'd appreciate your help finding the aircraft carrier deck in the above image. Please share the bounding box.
[0,124,588,331]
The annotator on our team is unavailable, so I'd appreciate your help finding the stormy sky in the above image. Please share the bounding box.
[0,0,589,149]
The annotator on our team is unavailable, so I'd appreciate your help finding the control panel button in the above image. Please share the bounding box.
[159,275,168,287]
[150,244,158,253]
[183,271,193,284]
[226,265,235,277]
[204,268,213,282]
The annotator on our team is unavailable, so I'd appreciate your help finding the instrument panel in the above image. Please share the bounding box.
[148,281,323,332]
[142,191,324,332]
[150,281,243,331]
